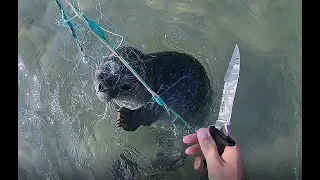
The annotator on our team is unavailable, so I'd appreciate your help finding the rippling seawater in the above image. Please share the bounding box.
[18,0,301,179]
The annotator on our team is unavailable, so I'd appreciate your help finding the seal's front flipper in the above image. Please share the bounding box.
[117,107,138,131]
[117,107,156,131]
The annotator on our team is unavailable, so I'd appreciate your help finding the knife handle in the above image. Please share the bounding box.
[209,126,236,155]
[200,126,236,180]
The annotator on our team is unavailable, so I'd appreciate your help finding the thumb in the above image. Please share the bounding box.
[197,128,222,166]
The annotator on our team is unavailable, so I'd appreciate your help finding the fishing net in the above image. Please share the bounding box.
[53,0,193,131]
[55,0,123,69]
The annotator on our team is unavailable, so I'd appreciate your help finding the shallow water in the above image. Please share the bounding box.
[18,0,301,179]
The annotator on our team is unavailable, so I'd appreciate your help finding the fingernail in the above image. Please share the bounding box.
[182,136,187,143]
[198,128,209,139]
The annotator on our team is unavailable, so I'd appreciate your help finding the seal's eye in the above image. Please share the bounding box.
[120,84,131,90]
[96,73,105,81]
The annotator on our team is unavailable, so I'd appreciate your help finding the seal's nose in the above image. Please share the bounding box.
[98,83,119,101]
[98,83,107,92]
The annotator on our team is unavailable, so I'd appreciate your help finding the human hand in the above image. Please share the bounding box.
[183,128,245,180]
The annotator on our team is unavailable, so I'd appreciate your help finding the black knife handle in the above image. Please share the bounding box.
[209,125,236,155]
[200,126,236,180]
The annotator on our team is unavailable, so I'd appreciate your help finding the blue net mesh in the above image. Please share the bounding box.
[55,0,191,130]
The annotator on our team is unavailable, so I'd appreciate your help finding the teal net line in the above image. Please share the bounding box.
[54,0,123,70]
[55,0,191,128]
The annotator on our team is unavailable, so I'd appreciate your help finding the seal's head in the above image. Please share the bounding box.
[94,47,151,110]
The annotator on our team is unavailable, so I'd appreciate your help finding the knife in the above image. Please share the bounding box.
[201,44,240,180]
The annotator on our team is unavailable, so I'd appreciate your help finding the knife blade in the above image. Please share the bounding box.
[214,44,240,132]
[210,44,240,155]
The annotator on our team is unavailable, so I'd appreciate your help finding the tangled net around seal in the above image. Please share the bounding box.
[55,0,192,130]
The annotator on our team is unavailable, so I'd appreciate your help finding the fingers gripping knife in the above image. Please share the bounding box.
[201,44,240,180]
